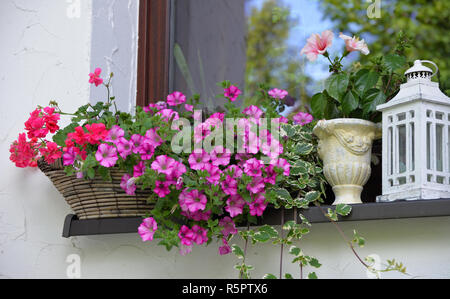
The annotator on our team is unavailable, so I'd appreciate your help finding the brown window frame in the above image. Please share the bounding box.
[136,0,171,107]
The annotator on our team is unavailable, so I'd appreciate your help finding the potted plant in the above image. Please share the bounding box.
[301,30,409,205]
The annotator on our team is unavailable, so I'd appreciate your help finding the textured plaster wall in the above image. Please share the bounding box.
[1,0,450,279]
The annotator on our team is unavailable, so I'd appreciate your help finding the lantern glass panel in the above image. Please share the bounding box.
[436,124,443,172]
[427,123,431,170]
[410,122,415,171]
[398,125,407,173]
[389,127,393,175]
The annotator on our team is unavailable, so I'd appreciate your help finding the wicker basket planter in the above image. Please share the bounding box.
[38,159,154,220]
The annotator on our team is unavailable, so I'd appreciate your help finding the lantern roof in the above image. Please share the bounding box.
[377,60,449,111]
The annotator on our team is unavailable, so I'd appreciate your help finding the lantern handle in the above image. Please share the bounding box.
[420,60,439,78]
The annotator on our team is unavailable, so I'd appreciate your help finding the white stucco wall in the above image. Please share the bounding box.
[1,0,450,279]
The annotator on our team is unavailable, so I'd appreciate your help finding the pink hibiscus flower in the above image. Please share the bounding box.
[301,30,334,62]
[339,33,370,55]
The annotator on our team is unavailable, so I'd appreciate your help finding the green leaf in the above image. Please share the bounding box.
[341,91,359,116]
[335,204,352,216]
[355,70,379,96]
[263,274,277,279]
[309,258,322,268]
[352,230,366,248]
[304,191,320,203]
[289,246,302,256]
[271,188,292,202]
[231,245,245,259]
[53,123,78,147]
[97,167,112,182]
[308,272,318,279]
[325,73,349,101]
[311,92,328,119]
[384,54,407,72]
[326,208,338,221]
[259,225,279,238]
[362,88,386,116]
[285,273,294,279]
[294,143,314,156]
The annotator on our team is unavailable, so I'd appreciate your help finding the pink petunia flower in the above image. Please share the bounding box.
[248,193,267,217]
[219,238,232,255]
[293,112,314,126]
[225,195,246,218]
[210,146,231,167]
[105,125,124,144]
[95,143,118,168]
[224,85,242,102]
[243,158,264,177]
[225,165,243,179]
[156,109,180,122]
[243,105,264,119]
[339,33,370,55]
[145,128,163,148]
[138,217,158,242]
[133,161,146,177]
[271,158,291,176]
[153,180,171,198]
[139,142,155,161]
[219,217,238,237]
[181,210,212,222]
[268,88,289,100]
[167,91,187,106]
[178,225,195,246]
[209,112,226,122]
[191,225,209,245]
[116,137,134,159]
[151,155,177,176]
[120,174,137,195]
[89,68,103,87]
[301,30,334,62]
[184,189,208,213]
[221,176,238,196]
[188,150,210,170]
[185,104,194,112]
[247,177,266,194]
[203,163,222,185]
[63,147,80,166]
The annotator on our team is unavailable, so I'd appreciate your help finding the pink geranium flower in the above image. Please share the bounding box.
[105,125,124,144]
[248,193,267,217]
[39,142,62,165]
[301,30,334,62]
[138,217,158,242]
[268,88,288,100]
[225,195,246,218]
[188,150,210,170]
[89,68,103,87]
[167,91,186,106]
[339,33,370,55]
[95,143,118,168]
[120,174,137,195]
[293,112,314,126]
[224,85,242,102]
[210,146,231,167]
[151,155,176,176]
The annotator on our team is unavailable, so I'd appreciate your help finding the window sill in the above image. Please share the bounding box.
[62,199,450,238]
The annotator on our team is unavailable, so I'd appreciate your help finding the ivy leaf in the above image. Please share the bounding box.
[259,225,279,238]
[362,88,386,116]
[263,274,277,279]
[341,91,359,116]
[308,272,318,279]
[294,143,314,156]
[289,246,302,257]
[271,188,292,202]
[325,73,349,102]
[309,258,322,268]
[231,245,245,259]
[352,230,366,248]
[326,208,338,222]
[355,70,379,96]
[304,191,321,203]
[335,204,352,217]
[384,54,407,72]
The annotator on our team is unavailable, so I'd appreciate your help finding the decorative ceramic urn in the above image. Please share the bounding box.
[313,119,382,205]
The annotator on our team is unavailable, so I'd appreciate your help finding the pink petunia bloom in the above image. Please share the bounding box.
[193,123,211,143]
[264,165,277,185]
[144,102,167,113]
[133,161,146,177]
[271,158,291,176]
[191,225,209,245]
[63,146,80,166]
[185,104,194,112]
[301,30,334,62]
[181,210,212,222]
[156,109,180,122]
[225,165,243,179]
[120,174,137,195]
[339,33,370,55]
[130,134,145,154]
[89,68,103,87]
[153,180,171,198]
[293,112,314,126]
[167,91,186,106]
[247,177,266,194]
[105,125,124,144]
[209,112,225,122]
[243,158,264,177]
[219,217,238,237]
[178,225,195,246]
[169,161,186,179]
[188,150,210,170]
[184,189,208,213]
[243,105,264,119]
[116,137,134,159]
[261,137,283,160]
[221,175,238,196]
[248,193,267,217]
[225,195,246,218]
[268,88,289,100]
[139,142,155,161]
[202,163,222,185]
[219,238,232,255]
[138,217,158,242]
[180,244,193,256]
[151,155,177,176]
[95,143,118,168]
[178,189,191,212]
[224,85,242,102]
[210,146,231,167]
[145,128,163,148]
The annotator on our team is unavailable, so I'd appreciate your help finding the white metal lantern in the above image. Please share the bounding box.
[377,60,450,202]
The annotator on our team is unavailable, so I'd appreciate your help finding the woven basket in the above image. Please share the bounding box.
[38,159,154,220]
